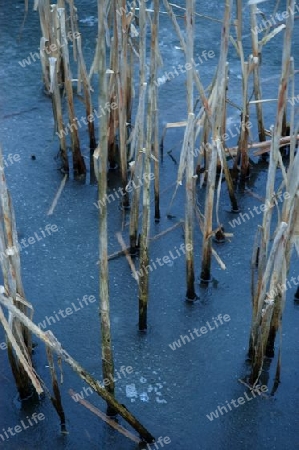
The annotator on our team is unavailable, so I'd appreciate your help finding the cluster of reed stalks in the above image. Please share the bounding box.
[2,1,299,443]
[248,0,299,389]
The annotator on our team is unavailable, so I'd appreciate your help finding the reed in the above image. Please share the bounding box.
[201,0,232,282]
[46,345,67,432]
[129,2,147,254]
[97,0,115,414]
[152,0,160,222]
[138,0,151,331]
[235,0,250,180]
[115,0,130,208]
[0,294,154,442]
[250,3,266,144]
[49,57,69,173]
[58,7,86,177]
[0,148,37,399]
[249,0,295,385]
[183,0,196,300]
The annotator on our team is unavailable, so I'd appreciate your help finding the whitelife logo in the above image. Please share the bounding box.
[228,192,290,229]
[37,295,96,330]
[0,224,58,262]
[71,365,133,402]
[206,385,268,421]
[94,173,155,212]
[251,4,299,35]
[18,31,80,68]
[0,413,45,443]
[169,314,231,350]
[155,51,215,87]
[133,243,192,281]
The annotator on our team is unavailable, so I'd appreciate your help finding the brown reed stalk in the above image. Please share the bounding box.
[138,132,151,330]
[58,7,86,177]
[97,0,115,414]
[0,295,154,443]
[220,63,239,212]
[138,0,152,331]
[49,57,69,173]
[107,36,119,170]
[45,345,67,432]
[128,83,147,253]
[200,0,232,282]
[115,0,129,208]
[184,0,196,300]
[0,148,38,398]
[77,34,96,151]
[249,0,295,384]
[250,223,287,383]
[129,1,147,253]
[36,0,51,91]
[235,1,250,179]
[250,3,266,144]
[288,58,296,165]
[152,0,160,222]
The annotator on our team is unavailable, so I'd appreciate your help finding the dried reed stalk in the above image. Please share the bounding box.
[200,0,232,282]
[138,0,151,331]
[97,0,115,414]
[58,7,86,176]
[115,0,130,208]
[128,0,147,253]
[250,3,266,143]
[0,294,154,443]
[249,0,295,384]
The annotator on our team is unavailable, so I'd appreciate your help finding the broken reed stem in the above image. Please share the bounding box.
[200,143,216,282]
[37,0,51,91]
[138,0,152,332]
[66,0,78,62]
[255,1,294,296]
[250,226,287,384]
[49,57,69,173]
[0,153,34,398]
[184,0,196,301]
[220,63,239,212]
[106,221,184,261]
[47,174,68,215]
[185,115,196,298]
[108,35,118,169]
[265,132,299,367]
[200,0,232,282]
[68,389,141,443]
[128,0,147,253]
[233,1,249,179]
[115,0,129,208]
[289,57,296,165]
[58,7,86,177]
[152,0,160,222]
[0,294,155,443]
[250,3,266,143]
[77,34,96,151]
[138,147,151,329]
[239,62,250,180]
[97,0,115,414]
[249,3,295,376]
[0,304,41,397]
[45,345,67,432]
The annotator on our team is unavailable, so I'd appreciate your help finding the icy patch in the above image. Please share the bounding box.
[126,384,138,400]
[139,392,149,402]
[79,16,98,26]
[125,371,167,404]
